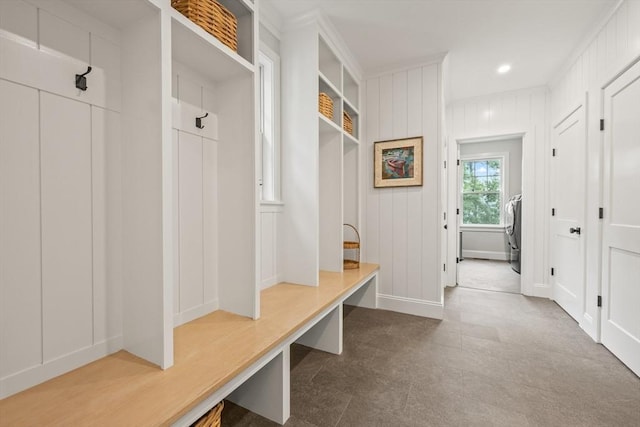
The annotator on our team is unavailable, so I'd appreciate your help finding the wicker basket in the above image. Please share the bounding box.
[343,224,360,270]
[193,401,224,427]
[172,0,238,52]
[319,92,333,120]
[343,111,353,135]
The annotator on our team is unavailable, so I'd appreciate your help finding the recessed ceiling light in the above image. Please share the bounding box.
[497,64,511,74]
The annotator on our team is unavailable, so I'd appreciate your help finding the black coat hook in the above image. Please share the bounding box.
[195,112,208,129]
[75,66,92,91]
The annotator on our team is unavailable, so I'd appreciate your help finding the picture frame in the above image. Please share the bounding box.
[374,136,423,188]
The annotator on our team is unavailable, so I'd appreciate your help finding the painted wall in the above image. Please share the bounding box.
[446,87,549,297]
[362,62,443,318]
[460,138,522,259]
[549,0,640,340]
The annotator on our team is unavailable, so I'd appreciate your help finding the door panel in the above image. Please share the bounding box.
[551,105,586,322]
[602,60,640,376]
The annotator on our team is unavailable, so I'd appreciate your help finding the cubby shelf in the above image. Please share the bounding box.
[282,18,361,287]
[343,132,359,145]
[170,8,254,81]
[320,113,342,134]
[319,71,341,97]
[343,68,359,110]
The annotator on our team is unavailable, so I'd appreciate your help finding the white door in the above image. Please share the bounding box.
[551,103,586,323]
[601,60,640,376]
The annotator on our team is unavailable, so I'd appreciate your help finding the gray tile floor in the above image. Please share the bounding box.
[458,259,521,294]
[221,287,640,427]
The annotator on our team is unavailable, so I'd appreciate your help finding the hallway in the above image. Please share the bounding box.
[222,287,640,426]
[458,259,521,294]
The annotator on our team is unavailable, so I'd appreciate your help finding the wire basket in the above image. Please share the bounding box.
[172,0,238,52]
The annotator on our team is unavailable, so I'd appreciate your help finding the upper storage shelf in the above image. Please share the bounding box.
[170,0,254,80]
[319,35,341,90]
[343,67,359,110]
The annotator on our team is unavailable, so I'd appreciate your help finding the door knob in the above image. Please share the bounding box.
[569,227,581,235]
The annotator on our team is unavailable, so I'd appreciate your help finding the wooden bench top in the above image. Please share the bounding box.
[0,264,379,427]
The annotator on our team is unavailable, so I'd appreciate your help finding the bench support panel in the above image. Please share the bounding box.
[295,304,343,355]
[344,275,378,309]
[227,347,290,425]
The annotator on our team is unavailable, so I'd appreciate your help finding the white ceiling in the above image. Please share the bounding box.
[264,0,617,101]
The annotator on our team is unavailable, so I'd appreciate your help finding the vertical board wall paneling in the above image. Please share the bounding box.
[171,67,219,324]
[0,80,42,378]
[364,62,443,316]
[406,68,423,300]
[0,1,127,396]
[549,0,640,339]
[91,106,122,345]
[391,71,408,298]
[178,132,204,313]
[421,64,441,302]
[203,140,218,302]
[364,79,380,265]
[377,74,394,296]
[172,130,181,316]
[40,92,93,362]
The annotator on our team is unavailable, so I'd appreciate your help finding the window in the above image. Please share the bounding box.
[258,46,281,202]
[461,155,507,226]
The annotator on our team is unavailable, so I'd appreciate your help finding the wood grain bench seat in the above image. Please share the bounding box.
[0,264,379,427]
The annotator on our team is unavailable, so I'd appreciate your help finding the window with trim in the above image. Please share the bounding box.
[461,156,506,225]
[258,47,280,202]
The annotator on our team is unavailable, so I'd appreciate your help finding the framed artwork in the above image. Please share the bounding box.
[374,136,423,188]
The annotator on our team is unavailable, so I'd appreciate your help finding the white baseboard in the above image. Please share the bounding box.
[531,282,552,298]
[462,250,509,261]
[0,335,123,399]
[174,300,219,327]
[377,294,443,320]
[261,274,283,290]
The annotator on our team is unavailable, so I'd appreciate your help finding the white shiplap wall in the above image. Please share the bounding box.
[363,63,443,318]
[549,0,640,339]
[0,0,123,398]
[446,87,549,297]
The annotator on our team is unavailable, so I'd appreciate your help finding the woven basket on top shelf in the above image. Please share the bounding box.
[319,92,334,120]
[343,111,353,135]
[194,401,224,427]
[172,0,238,52]
[343,224,360,270]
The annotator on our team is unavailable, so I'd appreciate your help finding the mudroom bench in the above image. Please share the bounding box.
[0,264,379,427]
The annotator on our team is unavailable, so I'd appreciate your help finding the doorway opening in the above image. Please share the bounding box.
[456,136,523,294]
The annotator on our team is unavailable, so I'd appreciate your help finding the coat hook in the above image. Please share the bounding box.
[75,66,92,91]
[195,112,209,129]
